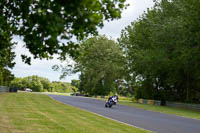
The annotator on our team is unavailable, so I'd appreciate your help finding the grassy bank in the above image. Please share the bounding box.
[0,93,150,133]
[118,101,200,120]
[93,96,200,120]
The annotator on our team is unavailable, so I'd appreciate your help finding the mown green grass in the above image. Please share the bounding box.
[118,101,200,120]
[94,96,200,120]
[0,93,150,133]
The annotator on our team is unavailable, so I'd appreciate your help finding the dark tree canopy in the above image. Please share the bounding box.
[0,0,128,61]
[119,0,200,103]
[0,18,15,85]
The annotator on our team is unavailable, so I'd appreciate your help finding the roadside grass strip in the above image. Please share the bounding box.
[92,96,200,120]
[118,101,200,120]
[0,93,150,133]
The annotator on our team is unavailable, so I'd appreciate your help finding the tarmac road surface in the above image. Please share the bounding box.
[48,95,200,133]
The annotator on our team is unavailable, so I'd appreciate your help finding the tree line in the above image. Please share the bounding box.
[56,0,200,103]
[1,0,200,103]
[10,75,78,93]
[118,0,200,103]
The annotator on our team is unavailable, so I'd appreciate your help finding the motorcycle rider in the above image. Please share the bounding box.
[108,95,118,105]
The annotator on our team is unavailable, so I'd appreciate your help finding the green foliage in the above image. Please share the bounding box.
[0,0,128,62]
[119,0,200,103]
[9,77,23,89]
[75,36,125,96]
[71,79,81,92]
[0,15,16,86]
[0,69,14,86]
[10,75,75,93]
[52,81,77,93]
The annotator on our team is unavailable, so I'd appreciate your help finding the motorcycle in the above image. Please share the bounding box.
[105,96,118,108]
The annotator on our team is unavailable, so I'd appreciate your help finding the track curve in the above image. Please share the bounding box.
[48,95,200,133]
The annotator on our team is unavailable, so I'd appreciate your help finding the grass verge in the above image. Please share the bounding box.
[0,93,150,133]
[118,101,200,120]
[50,94,200,120]
[93,96,200,120]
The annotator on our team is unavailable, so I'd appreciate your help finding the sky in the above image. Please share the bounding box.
[11,0,154,83]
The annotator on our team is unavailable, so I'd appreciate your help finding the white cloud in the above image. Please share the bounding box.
[11,0,154,82]
[98,0,154,39]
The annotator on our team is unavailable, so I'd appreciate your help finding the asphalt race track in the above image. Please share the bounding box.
[48,95,200,133]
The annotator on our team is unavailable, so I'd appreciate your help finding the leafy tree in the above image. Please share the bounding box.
[119,0,200,103]
[10,77,24,89]
[32,80,43,92]
[40,77,52,91]
[73,36,125,95]
[52,81,76,93]
[22,75,43,92]
[0,0,128,62]
[71,79,80,92]
[0,16,16,86]
[0,69,14,86]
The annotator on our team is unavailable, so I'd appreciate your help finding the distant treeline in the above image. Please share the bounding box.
[10,75,78,93]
